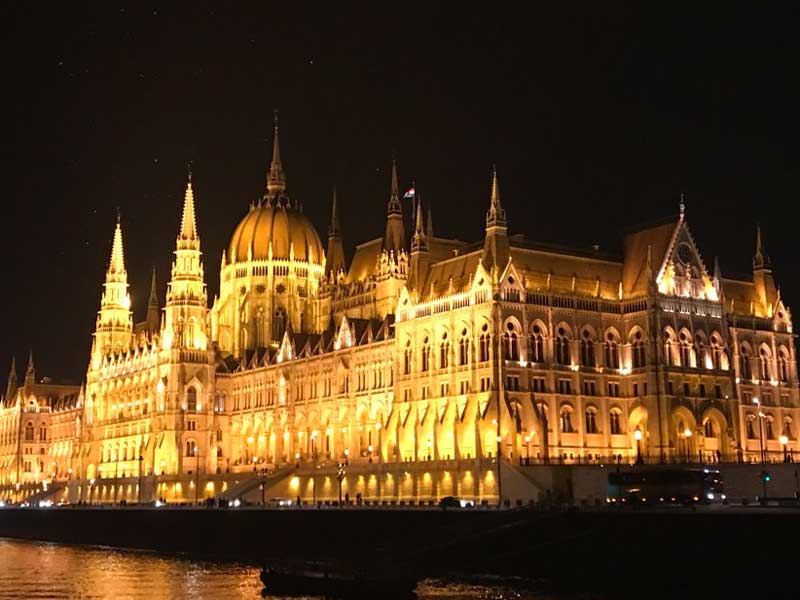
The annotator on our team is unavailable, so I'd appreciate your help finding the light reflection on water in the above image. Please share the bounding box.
[0,538,560,600]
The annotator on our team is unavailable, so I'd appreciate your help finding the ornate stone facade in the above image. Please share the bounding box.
[1,124,798,505]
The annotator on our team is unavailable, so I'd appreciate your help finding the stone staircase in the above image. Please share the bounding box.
[218,466,295,502]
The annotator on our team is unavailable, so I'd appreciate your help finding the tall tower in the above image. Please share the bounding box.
[482,166,509,273]
[408,192,429,292]
[163,172,208,350]
[5,356,17,401]
[383,159,405,255]
[93,216,133,365]
[753,223,777,316]
[146,267,160,333]
[325,187,345,278]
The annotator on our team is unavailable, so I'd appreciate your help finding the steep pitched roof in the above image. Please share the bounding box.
[622,216,680,295]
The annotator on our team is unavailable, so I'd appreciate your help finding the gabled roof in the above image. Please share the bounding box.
[622,215,680,295]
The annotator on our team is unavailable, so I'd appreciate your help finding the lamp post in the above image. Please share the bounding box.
[194,447,200,505]
[260,482,265,506]
[343,448,349,466]
[634,428,644,465]
[780,435,790,463]
[524,435,531,465]
[368,444,373,464]
[295,452,300,469]
[89,478,95,505]
[114,461,119,504]
[337,462,346,508]
[753,397,766,465]
[496,435,503,509]
[683,428,692,463]
[138,454,143,504]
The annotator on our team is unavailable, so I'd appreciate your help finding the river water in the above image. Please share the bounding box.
[0,538,582,600]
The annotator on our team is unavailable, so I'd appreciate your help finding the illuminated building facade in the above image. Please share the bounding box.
[1,123,798,504]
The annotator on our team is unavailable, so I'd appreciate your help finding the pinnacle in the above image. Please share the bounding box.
[179,175,198,241]
[108,217,126,274]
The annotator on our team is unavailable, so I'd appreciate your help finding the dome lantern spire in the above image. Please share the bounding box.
[266,109,287,199]
[179,165,199,244]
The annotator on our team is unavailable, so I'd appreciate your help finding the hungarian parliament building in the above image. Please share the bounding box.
[0,124,797,505]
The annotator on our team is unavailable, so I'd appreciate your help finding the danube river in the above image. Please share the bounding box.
[0,538,576,599]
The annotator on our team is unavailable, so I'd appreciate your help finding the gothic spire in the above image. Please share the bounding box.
[266,109,287,197]
[5,356,17,400]
[411,193,428,252]
[329,186,341,238]
[486,165,506,228]
[426,195,434,239]
[108,215,126,275]
[387,158,401,215]
[8,356,16,381]
[179,168,198,241]
[326,186,345,277]
[754,223,770,270]
[26,349,34,377]
[148,267,158,306]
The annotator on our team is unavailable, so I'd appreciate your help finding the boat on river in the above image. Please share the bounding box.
[259,561,417,598]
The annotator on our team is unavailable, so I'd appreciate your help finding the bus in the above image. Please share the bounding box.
[607,468,725,505]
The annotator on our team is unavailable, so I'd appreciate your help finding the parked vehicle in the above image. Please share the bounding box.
[608,468,725,505]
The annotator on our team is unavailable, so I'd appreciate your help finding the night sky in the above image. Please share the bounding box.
[2,4,799,384]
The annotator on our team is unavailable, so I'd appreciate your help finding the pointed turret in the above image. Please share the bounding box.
[382,158,405,254]
[5,356,17,400]
[146,267,160,333]
[179,169,199,244]
[266,109,287,199]
[408,192,430,292]
[482,165,509,270]
[411,193,428,253]
[753,223,777,317]
[326,186,345,278]
[24,350,35,392]
[164,169,208,351]
[93,216,133,363]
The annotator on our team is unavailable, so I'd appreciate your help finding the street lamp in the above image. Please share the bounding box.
[343,448,349,466]
[524,435,531,465]
[368,444,373,463]
[138,454,143,504]
[295,452,300,468]
[337,463,346,507]
[634,428,644,465]
[683,428,692,463]
[194,447,200,505]
[496,435,503,509]
[780,435,790,463]
[753,397,766,465]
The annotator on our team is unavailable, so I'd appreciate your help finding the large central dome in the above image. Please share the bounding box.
[227,203,324,264]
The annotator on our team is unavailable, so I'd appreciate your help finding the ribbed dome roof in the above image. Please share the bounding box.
[227,204,324,265]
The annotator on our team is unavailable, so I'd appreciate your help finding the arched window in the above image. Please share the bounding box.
[187,317,197,347]
[24,422,34,441]
[479,324,490,363]
[458,329,469,366]
[604,332,619,369]
[631,330,646,368]
[555,327,570,366]
[186,439,197,457]
[679,331,692,367]
[273,306,287,341]
[403,340,412,375]
[580,330,595,367]
[609,410,622,435]
[503,323,519,361]
[695,332,707,369]
[39,425,47,441]
[783,417,793,439]
[585,408,598,434]
[759,347,771,381]
[778,348,789,382]
[439,332,450,369]
[766,416,776,439]
[560,407,574,433]
[740,346,752,380]
[710,335,723,370]
[187,387,197,412]
[421,337,431,372]
[530,324,545,363]
[703,419,715,438]
[746,415,756,439]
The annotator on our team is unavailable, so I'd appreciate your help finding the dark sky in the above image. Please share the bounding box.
[2,4,799,383]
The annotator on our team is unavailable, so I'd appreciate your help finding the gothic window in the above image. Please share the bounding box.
[439,332,450,369]
[609,410,622,435]
[187,387,197,412]
[421,337,431,372]
[479,324,490,363]
[503,323,519,361]
[664,328,676,367]
[703,419,715,438]
[585,408,598,434]
[778,348,789,382]
[187,317,197,347]
[560,407,574,433]
[185,439,197,457]
[458,329,469,366]
[530,324,545,363]
[783,417,793,439]
[255,308,265,348]
[710,336,723,370]
[555,327,570,366]
[273,307,287,341]
[746,416,756,439]
[403,340,412,375]
[759,347,771,381]
[39,425,46,441]
[580,330,595,367]
[604,332,619,369]
[766,417,776,440]
[739,346,752,380]
[632,330,646,368]
[679,331,692,367]
[24,422,33,442]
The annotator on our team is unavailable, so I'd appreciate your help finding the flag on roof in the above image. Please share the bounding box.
[403,186,415,199]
